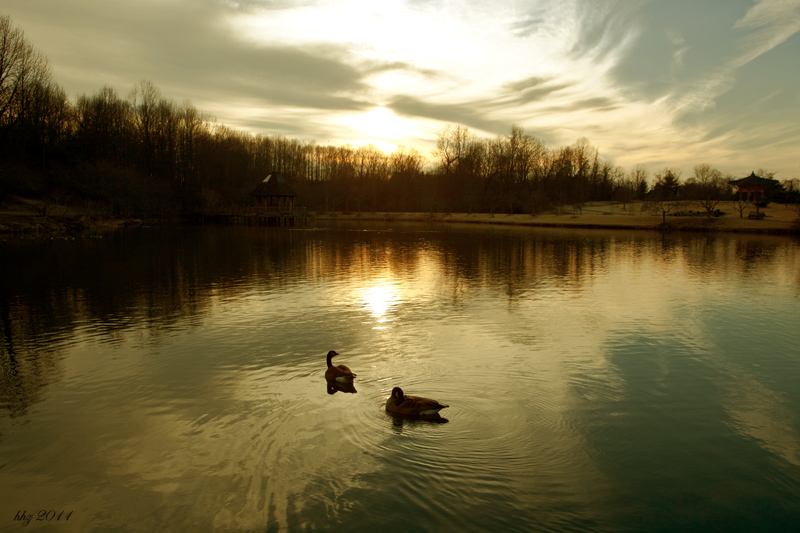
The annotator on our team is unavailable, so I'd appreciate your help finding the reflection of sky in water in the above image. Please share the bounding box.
[1,226,799,531]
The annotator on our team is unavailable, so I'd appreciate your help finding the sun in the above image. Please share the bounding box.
[341,107,412,153]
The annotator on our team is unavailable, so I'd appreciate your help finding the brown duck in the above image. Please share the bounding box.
[385,387,449,416]
[325,350,357,383]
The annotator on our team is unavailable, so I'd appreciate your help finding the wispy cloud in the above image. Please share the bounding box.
[733,0,800,64]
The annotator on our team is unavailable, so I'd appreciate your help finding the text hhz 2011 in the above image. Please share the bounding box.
[13,510,73,527]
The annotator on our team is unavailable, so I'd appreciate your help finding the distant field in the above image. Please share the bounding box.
[2,197,798,236]
[312,202,800,234]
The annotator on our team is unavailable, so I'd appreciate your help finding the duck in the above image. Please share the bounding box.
[325,350,357,383]
[385,387,449,417]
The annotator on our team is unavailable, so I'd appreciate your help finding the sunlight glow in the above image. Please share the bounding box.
[222,0,625,154]
[360,282,400,325]
[339,107,414,152]
[215,0,800,175]
[5,0,799,180]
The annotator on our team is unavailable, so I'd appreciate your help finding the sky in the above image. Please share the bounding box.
[3,0,800,179]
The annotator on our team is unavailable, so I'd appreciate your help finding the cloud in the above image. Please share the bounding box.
[567,0,649,63]
[2,0,799,177]
[500,77,571,106]
[388,95,511,136]
[667,30,689,74]
[661,0,800,122]
[4,0,385,141]
[549,97,619,113]
[733,0,800,65]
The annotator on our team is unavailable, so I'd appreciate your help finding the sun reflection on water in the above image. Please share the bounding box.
[359,281,400,327]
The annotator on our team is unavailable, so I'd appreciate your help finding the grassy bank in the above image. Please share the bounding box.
[311,202,800,235]
[0,195,147,237]
[3,197,798,237]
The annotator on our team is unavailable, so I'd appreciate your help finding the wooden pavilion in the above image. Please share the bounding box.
[729,172,779,202]
[248,172,304,226]
[194,172,305,227]
[251,172,297,211]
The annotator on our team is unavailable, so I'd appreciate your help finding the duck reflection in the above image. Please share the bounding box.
[385,410,448,425]
[325,376,357,395]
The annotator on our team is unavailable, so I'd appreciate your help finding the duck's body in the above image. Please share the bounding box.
[385,387,448,416]
[325,350,357,383]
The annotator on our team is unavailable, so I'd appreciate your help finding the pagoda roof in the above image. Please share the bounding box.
[729,172,779,188]
[250,172,297,197]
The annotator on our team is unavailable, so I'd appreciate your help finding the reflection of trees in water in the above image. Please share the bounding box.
[2,225,798,416]
[0,227,306,416]
[434,229,625,302]
[735,238,778,268]
[0,296,64,418]
[640,232,798,285]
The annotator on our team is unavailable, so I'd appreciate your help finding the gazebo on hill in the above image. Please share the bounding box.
[729,172,779,202]
[250,172,298,213]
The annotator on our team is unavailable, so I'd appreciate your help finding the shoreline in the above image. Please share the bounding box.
[2,197,798,237]
[0,196,150,238]
[310,203,800,235]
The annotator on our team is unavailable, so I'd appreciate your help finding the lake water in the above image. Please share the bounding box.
[1,222,799,532]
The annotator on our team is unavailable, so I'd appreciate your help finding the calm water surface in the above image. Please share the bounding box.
[2,223,800,532]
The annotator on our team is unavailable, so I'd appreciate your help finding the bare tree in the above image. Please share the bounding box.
[390,145,425,176]
[353,144,388,212]
[1,15,34,128]
[128,80,162,178]
[647,168,683,223]
[613,165,636,211]
[76,86,134,163]
[778,178,800,204]
[433,124,477,213]
[730,195,750,218]
[493,125,541,213]
[387,146,425,211]
[433,124,471,175]
[0,15,56,154]
[756,168,777,180]
[629,164,649,202]
[459,137,491,214]
[690,163,729,218]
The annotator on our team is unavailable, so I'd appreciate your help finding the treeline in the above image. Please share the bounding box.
[2,14,797,218]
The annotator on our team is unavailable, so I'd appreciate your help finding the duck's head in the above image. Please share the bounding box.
[325,350,339,368]
[390,387,405,401]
